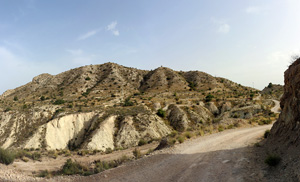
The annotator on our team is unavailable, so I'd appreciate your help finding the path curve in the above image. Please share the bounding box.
[271,100,280,113]
[72,125,272,182]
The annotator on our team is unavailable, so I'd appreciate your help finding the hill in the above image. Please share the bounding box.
[0,62,274,152]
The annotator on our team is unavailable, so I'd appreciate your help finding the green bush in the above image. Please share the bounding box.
[205,94,214,102]
[177,136,185,143]
[264,130,270,138]
[169,131,178,137]
[138,139,147,146]
[53,99,65,105]
[265,154,281,166]
[61,159,85,175]
[258,119,272,125]
[124,97,134,106]
[184,132,193,139]
[0,148,15,165]
[37,170,52,178]
[40,96,46,101]
[157,109,166,118]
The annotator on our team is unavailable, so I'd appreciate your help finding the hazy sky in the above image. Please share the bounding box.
[0,0,299,94]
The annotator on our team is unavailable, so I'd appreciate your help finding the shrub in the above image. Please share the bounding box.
[157,109,166,118]
[218,126,224,132]
[184,132,193,139]
[138,139,147,146]
[205,94,214,102]
[265,154,281,166]
[4,108,11,112]
[37,170,52,178]
[258,119,272,125]
[85,77,91,81]
[268,82,273,88]
[40,96,46,101]
[61,159,85,175]
[0,148,15,165]
[177,136,185,143]
[124,97,134,106]
[53,99,65,105]
[169,131,178,137]
[105,148,113,154]
[264,130,270,138]
[133,148,142,159]
[168,138,176,146]
[31,152,41,160]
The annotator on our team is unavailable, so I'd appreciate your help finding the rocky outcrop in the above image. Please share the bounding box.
[205,102,219,116]
[21,107,171,151]
[268,59,300,149]
[167,105,190,131]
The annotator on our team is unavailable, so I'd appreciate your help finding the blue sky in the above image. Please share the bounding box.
[0,0,299,94]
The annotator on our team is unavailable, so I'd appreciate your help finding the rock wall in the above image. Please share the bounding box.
[268,58,300,149]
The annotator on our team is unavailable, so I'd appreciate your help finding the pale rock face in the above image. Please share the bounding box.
[115,116,140,148]
[221,102,232,113]
[167,104,190,131]
[115,114,171,149]
[188,105,213,124]
[205,102,219,116]
[153,102,161,110]
[44,112,95,150]
[24,127,45,149]
[87,115,116,151]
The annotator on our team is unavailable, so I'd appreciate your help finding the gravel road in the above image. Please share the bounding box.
[72,125,272,182]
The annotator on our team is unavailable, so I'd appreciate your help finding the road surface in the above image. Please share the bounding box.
[73,125,272,182]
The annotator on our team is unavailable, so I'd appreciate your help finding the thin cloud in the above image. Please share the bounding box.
[218,23,230,34]
[246,6,261,14]
[106,21,120,36]
[67,49,83,56]
[77,29,99,40]
[211,18,231,34]
[106,21,117,31]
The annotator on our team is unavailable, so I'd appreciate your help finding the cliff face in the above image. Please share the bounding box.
[268,58,300,149]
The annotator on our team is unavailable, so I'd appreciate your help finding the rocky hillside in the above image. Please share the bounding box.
[261,83,283,100]
[266,58,300,181]
[0,62,273,152]
[268,59,300,146]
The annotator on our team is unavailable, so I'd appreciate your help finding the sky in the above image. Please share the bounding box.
[0,0,300,94]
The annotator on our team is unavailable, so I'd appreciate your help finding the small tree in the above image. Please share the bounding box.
[268,82,273,88]
[205,94,214,102]
[157,109,166,118]
[123,97,134,106]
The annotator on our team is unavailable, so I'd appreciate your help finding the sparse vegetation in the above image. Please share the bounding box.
[157,109,166,118]
[53,99,65,105]
[138,139,147,146]
[60,159,86,175]
[133,148,142,159]
[177,136,185,143]
[205,94,214,102]
[0,147,15,165]
[264,129,270,138]
[265,154,281,167]
[123,97,134,106]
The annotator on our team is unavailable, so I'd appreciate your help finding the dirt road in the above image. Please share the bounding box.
[72,125,272,182]
[271,100,280,113]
